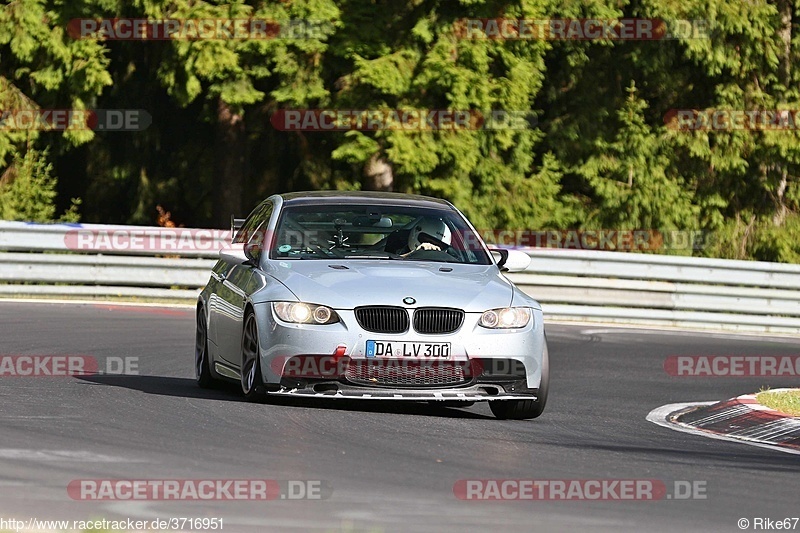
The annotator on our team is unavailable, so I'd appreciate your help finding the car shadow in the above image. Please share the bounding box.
[76,374,495,419]
[77,374,246,401]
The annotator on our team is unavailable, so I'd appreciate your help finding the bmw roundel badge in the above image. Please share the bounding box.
[403,297,416,305]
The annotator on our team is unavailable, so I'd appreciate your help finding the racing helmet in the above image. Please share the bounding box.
[408,218,452,250]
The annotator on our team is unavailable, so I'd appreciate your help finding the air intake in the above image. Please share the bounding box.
[355,306,409,334]
[413,308,464,334]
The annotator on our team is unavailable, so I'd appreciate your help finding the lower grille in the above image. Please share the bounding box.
[345,360,468,387]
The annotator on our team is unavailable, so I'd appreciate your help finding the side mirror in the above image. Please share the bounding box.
[490,248,531,272]
[220,243,254,266]
[244,242,261,264]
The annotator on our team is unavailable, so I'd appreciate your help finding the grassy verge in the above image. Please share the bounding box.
[756,389,800,417]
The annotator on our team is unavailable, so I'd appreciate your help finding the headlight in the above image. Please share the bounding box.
[273,302,339,324]
[479,307,531,329]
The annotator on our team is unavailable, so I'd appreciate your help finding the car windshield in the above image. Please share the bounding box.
[270,203,492,265]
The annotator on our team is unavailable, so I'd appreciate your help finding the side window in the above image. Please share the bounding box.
[233,202,273,244]
[243,203,274,263]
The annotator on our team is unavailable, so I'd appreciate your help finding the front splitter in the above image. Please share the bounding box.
[267,387,538,401]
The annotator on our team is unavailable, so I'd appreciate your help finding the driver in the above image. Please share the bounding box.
[395,217,452,256]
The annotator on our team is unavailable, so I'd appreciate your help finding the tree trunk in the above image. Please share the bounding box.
[213,98,246,227]
[773,167,789,226]
[773,0,793,227]
[363,153,393,191]
[777,0,792,88]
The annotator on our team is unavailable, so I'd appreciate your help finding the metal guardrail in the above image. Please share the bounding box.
[508,250,800,333]
[2,221,800,333]
[0,220,227,258]
[0,221,217,302]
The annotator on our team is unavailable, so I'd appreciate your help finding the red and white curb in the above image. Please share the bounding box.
[647,389,800,455]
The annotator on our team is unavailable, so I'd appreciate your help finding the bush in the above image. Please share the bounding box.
[0,147,80,223]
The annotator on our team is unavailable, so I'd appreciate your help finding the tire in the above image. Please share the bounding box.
[241,310,265,401]
[195,308,215,388]
[489,340,549,420]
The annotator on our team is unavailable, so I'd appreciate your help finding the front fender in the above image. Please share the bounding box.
[249,275,299,304]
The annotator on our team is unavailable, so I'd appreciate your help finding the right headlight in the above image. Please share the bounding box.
[272,302,339,324]
[479,307,531,329]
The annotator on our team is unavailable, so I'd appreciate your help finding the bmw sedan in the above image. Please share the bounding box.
[195,191,548,419]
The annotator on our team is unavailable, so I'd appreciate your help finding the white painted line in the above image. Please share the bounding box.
[646,402,800,456]
[574,326,800,343]
[104,501,162,519]
[0,449,146,462]
[0,298,193,309]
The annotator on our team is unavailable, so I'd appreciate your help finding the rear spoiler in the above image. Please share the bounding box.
[230,216,246,243]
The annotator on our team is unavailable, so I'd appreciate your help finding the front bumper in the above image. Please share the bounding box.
[255,304,546,392]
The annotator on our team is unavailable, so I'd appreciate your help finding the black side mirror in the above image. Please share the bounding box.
[243,242,261,266]
[489,248,509,270]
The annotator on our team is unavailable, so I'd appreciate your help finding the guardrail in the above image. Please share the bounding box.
[2,221,800,333]
[0,221,217,302]
[508,250,800,334]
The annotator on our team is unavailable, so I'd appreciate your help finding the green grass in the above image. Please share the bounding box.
[756,388,800,417]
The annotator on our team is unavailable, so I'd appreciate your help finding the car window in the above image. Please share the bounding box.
[271,204,491,265]
[233,201,273,244]
[240,203,274,264]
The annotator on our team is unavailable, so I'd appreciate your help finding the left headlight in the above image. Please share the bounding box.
[272,302,339,324]
[479,307,531,329]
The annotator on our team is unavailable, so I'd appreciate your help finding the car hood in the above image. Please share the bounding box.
[263,260,514,312]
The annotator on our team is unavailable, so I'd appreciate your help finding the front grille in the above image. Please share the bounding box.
[413,308,464,334]
[345,360,467,387]
[355,306,409,334]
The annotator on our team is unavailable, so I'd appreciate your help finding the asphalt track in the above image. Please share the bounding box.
[0,301,798,532]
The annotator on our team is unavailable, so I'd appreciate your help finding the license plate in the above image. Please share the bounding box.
[366,340,451,358]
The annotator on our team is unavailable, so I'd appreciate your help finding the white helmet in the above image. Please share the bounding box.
[408,218,452,250]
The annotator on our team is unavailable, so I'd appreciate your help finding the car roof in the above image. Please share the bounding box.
[279,191,455,210]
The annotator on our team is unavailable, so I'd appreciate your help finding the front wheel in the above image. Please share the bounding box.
[489,340,549,420]
[241,311,265,401]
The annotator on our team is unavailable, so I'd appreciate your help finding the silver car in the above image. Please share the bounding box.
[195,191,549,419]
